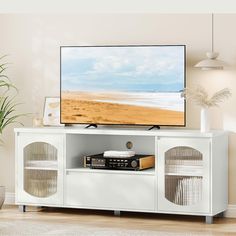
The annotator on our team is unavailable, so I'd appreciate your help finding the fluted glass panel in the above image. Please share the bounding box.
[23,142,58,198]
[165,146,203,206]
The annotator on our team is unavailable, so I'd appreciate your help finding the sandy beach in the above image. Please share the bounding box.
[61,91,184,125]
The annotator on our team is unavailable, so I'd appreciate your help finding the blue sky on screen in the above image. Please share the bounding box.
[61,46,185,92]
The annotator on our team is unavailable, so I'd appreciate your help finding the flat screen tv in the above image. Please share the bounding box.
[60,45,186,127]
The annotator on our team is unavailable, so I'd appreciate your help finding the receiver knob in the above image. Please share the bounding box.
[131,160,138,168]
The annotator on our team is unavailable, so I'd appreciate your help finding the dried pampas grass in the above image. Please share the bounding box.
[182,85,231,108]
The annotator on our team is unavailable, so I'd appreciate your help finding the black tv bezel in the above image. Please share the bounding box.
[60,45,186,127]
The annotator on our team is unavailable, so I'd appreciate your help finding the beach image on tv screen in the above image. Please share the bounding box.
[61,45,185,125]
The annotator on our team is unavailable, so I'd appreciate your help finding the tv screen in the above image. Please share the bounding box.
[60,45,186,126]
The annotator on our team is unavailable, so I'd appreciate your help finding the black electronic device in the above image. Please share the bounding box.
[84,154,155,171]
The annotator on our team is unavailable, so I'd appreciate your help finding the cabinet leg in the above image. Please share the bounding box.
[114,210,121,216]
[205,216,213,224]
[19,205,26,212]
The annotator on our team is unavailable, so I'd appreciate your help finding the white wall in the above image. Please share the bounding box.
[0,13,236,203]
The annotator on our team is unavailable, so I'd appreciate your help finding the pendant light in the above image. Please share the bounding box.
[194,14,226,70]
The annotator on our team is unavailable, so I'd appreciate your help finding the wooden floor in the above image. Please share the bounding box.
[1,205,236,235]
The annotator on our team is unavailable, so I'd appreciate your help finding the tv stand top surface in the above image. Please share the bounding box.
[14,125,227,138]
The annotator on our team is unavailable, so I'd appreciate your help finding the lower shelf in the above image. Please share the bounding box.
[165,172,203,177]
[66,167,155,175]
[24,167,58,171]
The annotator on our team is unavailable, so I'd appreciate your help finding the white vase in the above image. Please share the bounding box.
[200,107,210,132]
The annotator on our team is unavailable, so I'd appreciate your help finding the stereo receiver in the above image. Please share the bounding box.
[84,154,155,171]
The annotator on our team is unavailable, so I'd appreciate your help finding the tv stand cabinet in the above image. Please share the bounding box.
[14,127,228,224]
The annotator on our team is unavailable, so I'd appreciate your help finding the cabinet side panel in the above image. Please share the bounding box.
[211,134,228,215]
[15,132,19,203]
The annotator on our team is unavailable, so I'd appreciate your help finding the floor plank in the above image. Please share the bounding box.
[0,205,236,235]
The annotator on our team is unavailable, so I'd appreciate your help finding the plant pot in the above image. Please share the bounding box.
[200,107,210,132]
[0,186,5,209]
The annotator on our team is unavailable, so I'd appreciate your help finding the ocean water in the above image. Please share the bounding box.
[95,92,184,112]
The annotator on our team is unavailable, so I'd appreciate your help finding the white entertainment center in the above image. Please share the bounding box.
[15,126,228,224]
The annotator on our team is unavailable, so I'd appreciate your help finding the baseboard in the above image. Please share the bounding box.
[3,193,236,218]
[4,192,15,205]
[224,205,236,218]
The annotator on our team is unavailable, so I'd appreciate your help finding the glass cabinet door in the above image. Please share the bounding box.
[157,138,210,214]
[165,146,203,206]
[24,142,58,198]
[16,133,64,205]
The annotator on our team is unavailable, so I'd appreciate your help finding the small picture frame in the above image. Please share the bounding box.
[43,97,62,126]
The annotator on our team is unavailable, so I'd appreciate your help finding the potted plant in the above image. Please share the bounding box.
[0,55,24,209]
[182,85,231,132]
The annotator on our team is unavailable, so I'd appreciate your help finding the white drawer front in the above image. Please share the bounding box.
[65,171,155,211]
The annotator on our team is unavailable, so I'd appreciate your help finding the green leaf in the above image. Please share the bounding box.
[0,55,27,139]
